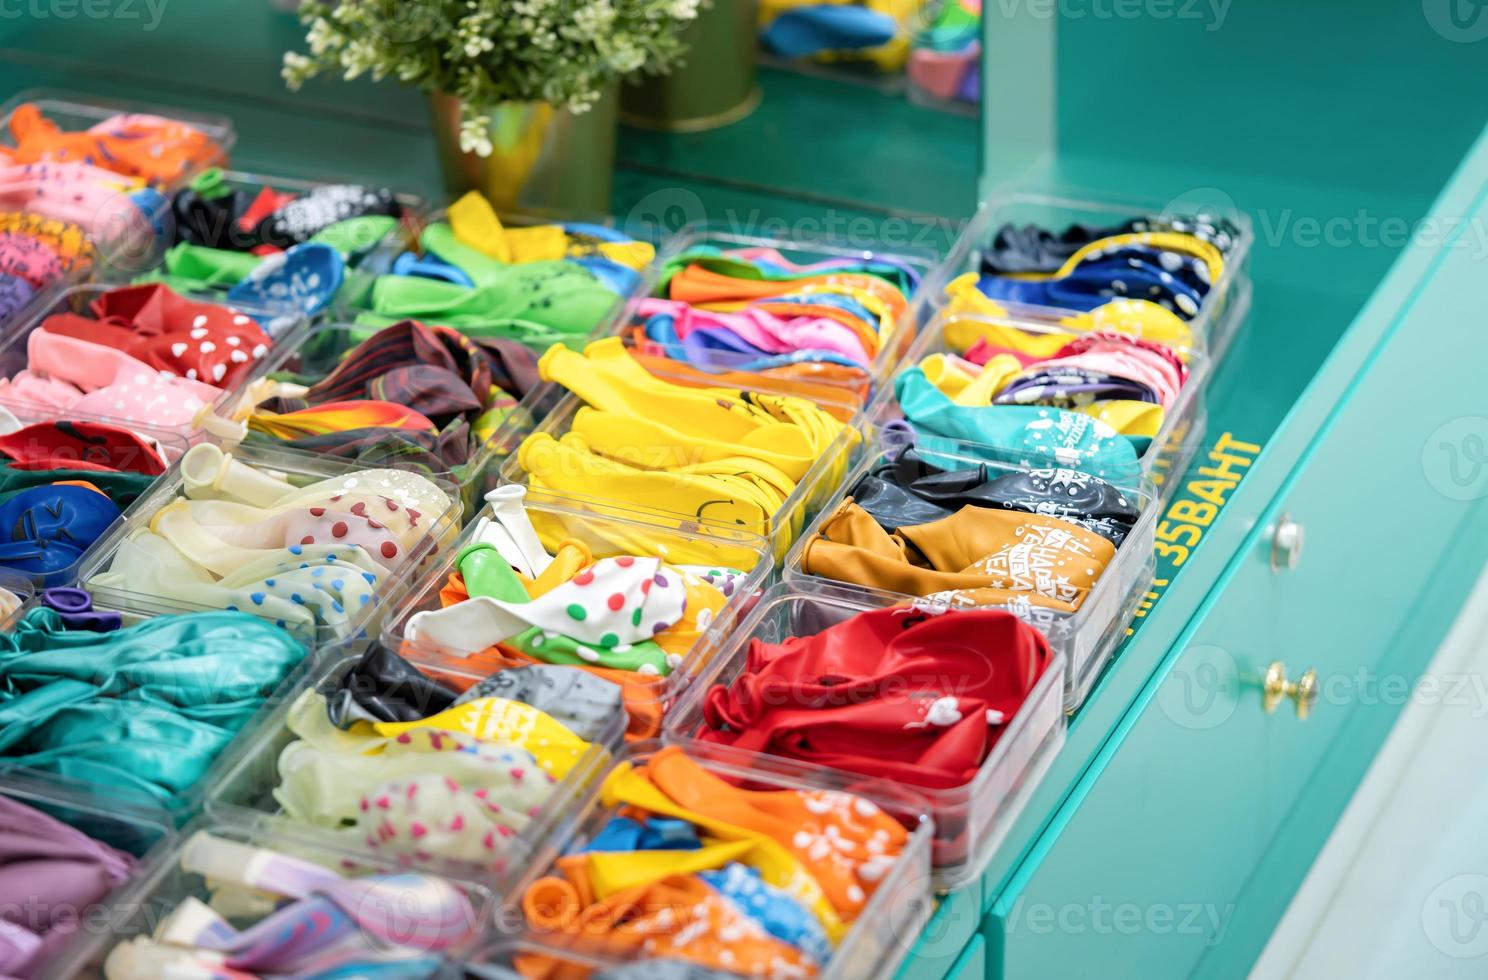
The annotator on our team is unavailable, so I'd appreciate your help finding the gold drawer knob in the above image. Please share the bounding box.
[1264,661,1318,719]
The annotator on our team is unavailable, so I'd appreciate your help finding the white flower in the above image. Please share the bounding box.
[338,38,378,80]
[463,35,494,57]
[608,42,645,73]
[458,116,494,156]
[306,17,338,54]
[281,51,314,87]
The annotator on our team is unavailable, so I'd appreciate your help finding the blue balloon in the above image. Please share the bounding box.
[0,485,122,575]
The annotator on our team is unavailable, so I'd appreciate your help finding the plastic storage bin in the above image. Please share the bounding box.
[202,319,515,519]
[0,90,234,288]
[46,816,494,980]
[668,585,1067,890]
[0,88,236,188]
[0,403,191,587]
[0,568,31,618]
[0,282,307,440]
[612,220,941,410]
[333,204,656,355]
[381,488,776,738]
[0,276,75,335]
[129,166,425,303]
[0,201,168,288]
[0,592,318,824]
[916,190,1254,361]
[0,201,157,335]
[0,769,174,858]
[204,645,620,892]
[493,377,864,563]
[868,301,1210,497]
[782,431,1158,710]
[75,442,463,648]
[0,772,175,979]
[485,740,935,979]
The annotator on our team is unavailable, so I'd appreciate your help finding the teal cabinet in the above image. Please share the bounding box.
[982,127,1488,979]
[947,935,987,980]
[898,885,986,980]
[988,634,1273,977]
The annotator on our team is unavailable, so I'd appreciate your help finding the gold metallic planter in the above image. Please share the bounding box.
[428,87,618,215]
[620,0,761,132]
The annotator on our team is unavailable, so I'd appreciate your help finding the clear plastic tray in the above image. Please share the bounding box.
[0,204,159,291]
[0,282,309,441]
[606,219,941,410]
[0,771,175,979]
[381,488,775,739]
[46,815,494,980]
[0,767,176,859]
[333,204,656,355]
[781,430,1157,710]
[0,403,192,588]
[669,586,1066,890]
[492,378,865,563]
[916,190,1255,362]
[482,739,935,979]
[0,568,32,617]
[204,319,510,519]
[0,593,318,824]
[0,89,234,282]
[124,166,426,299]
[867,300,1212,499]
[75,442,463,649]
[0,270,84,336]
[204,645,621,895]
[0,88,236,189]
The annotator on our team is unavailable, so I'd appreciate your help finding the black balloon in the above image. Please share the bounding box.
[852,449,1140,545]
[327,644,457,728]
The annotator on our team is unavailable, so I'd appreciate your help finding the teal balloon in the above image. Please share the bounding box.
[0,608,307,805]
[894,367,1143,484]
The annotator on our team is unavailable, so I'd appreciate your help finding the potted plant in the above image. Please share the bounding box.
[282,0,699,213]
[621,0,760,132]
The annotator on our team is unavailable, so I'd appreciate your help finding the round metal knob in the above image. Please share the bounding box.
[1263,661,1319,720]
[1271,514,1304,572]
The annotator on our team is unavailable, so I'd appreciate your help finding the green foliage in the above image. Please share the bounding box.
[283,0,698,153]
